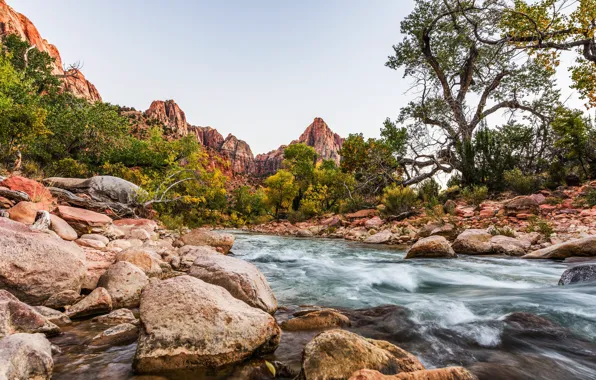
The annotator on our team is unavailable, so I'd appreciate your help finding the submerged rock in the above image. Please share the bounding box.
[300,329,424,380]
[349,367,477,380]
[523,236,596,259]
[558,264,596,285]
[0,290,60,337]
[281,309,351,331]
[405,236,456,259]
[189,254,278,313]
[179,229,235,253]
[133,275,281,374]
[0,333,54,380]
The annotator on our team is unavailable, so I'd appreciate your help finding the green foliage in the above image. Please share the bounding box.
[46,158,91,178]
[584,187,596,208]
[503,168,542,195]
[264,170,298,219]
[527,216,554,238]
[446,173,462,189]
[551,108,595,179]
[461,185,488,206]
[489,225,516,238]
[231,186,268,221]
[381,185,418,215]
[417,178,439,203]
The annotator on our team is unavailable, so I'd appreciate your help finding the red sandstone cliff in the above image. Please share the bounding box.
[0,0,101,102]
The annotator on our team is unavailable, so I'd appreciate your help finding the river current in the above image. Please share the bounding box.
[52,232,596,380]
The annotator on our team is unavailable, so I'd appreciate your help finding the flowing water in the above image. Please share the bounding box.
[52,232,596,380]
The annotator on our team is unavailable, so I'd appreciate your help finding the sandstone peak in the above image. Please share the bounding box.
[297,117,343,165]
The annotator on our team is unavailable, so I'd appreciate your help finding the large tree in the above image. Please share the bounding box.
[386,0,560,185]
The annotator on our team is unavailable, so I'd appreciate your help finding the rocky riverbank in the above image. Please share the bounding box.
[0,174,595,379]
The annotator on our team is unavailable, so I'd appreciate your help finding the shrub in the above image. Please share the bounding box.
[381,185,418,215]
[418,178,440,203]
[446,173,462,188]
[527,216,554,238]
[46,158,90,178]
[489,225,516,237]
[585,187,596,207]
[461,185,488,206]
[504,168,542,195]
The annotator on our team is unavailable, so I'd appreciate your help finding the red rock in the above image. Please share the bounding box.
[0,176,53,209]
[49,214,78,241]
[321,216,341,227]
[220,134,256,174]
[144,100,189,137]
[346,209,378,219]
[7,201,44,225]
[503,196,539,216]
[516,213,533,220]
[540,204,557,213]
[57,205,112,234]
[113,218,158,231]
[365,216,384,229]
[530,193,547,205]
[297,117,343,165]
[0,196,13,209]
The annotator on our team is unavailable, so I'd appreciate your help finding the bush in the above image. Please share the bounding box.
[446,173,462,188]
[584,187,596,207]
[381,185,418,215]
[504,168,542,195]
[461,185,488,206]
[45,158,90,178]
[527,216,554,238]
[418,178,440,203]
[489,225,516,237]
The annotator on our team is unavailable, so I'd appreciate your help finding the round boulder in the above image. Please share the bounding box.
[405,236,456,259]
[97,261,149,309]
[0,333,54,380]
[179,229,235,253]
[451,229,493,255]
[558,264,596,285]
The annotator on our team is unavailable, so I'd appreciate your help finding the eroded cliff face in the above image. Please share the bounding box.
[0,0,101,102]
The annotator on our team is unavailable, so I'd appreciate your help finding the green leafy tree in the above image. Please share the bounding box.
[264,169,298,219]
[551,107,595,178]
[282,143,317,209]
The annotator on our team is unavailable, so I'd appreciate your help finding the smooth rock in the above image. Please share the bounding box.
[0,333,53,380]
[43,290,82,310]
[107,239,133,251]
[365,230,393,244]
[89,322,138,346]
[133,276,281,373]
[80,234,110,245]
[490,235,530,256]
[451,229,493,255]
[116,248,162,277]
[33,306,71,326]
[97,261,148,308]
[406,236,456,259]
[523,236,596,259]
[281,309,351,331]
[76,238,106,249]
[65,287,112,319]
[8,201,44,225]
[558,264,596,285]
[179,229,235,253]
[93,308,137,324]
[189,254,277,313]
[0,290,60,338]
[56,205,113,234]
[349,367,477,380]
[113,218,158,231]
[175,245,221,271]
[49,214,78,241]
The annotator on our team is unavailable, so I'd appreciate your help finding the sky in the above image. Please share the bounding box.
[8,1,584,155]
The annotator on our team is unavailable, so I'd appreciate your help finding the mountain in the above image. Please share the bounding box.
[0,0,101,102]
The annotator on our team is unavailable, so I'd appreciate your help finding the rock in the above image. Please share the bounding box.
[522,236,596,259]
[179,229,235,253]
[405,236,456,259]
[127,228,153,241]
[365,230,393,244]
[0,290,60,337]
[0,196,13,209]
[0,333,53,380]
[346,209,378,219]
[189,254,277,313]
[0,218,87,305]
[80,233,110,245]
[8,201,45,225]
[49,214,78,240]
[429,223,458,240]
[175,245,221,271]
[489,236,530,256]
[81,248,118,291]
[365,216,384,229]
[300,329,424,380]
[558,264,596,285]
[220,134,256,174]
[47,176,141,204]
[76,238,107,249]
[0,176,53,209]
[116,248,163,277]
[113,218,158,231]
[33,306,71,326]
[92,308,137,324]
[530,193,547,205]
[97,261,149,308]
[89,323,138,346]
[43,290,82,310]
[451,229,493,255]
[321,216,341,227]
[56,205,113,234]
[298,117,343,165]
[281,309,351,331]
[349,367,477,380]
[107,239,135,251]
[297,229,314,237]
[502,312,568,338]
[503,196,539,216]
[133,276,281,373]
[65,287,112,319]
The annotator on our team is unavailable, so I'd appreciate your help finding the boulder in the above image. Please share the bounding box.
[113,218,158,231]
[0,176,53,209]
[281,309,351,331]
[127,228,153,241]
[300,329,424,380]
[179,229,235,253]
[0,333,54,380]
[365,216,384,229]
[49,214,78,240]
[365,230,393,244]
[80,234,110,245]
[189,254,277,313]
[451,229,493,255]
[115,248,163,277]
[45,176,141,204]
[503,196,539,216]
[65,287,112,319]
[297,229,314,237]
[33,306,71,326]
[81,248,118,291]
[522,236,596,259]
[7,201,45,225]
[405,236,456,259]
[175,245,221,271]
[0,218,87,305]
[489,236,530,256]
[92,308,137,324]
[346,210,378,219]
[0,290,60,338]
[97,261,149,308]
[89,322,138,346]
[107,239,133,251]
[133,276,281,373]
[558,264,596,285]
[349,367,477,380]
[43,290,82,310]
[56,205,112,234]
[76,238,106,249]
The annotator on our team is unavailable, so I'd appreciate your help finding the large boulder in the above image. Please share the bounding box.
[300,329,424,380]
[115,248,163,277]
[179,229,235,253]
[405,236,456,259]
[489,235,530,256]
[7,201,45,225]
[97,261,149,309]
[65,287,112,319]
[133,276,281,374]
[174,245,221,271]
[56,205,113,234]
[45,176,141,204]
[0,218,87,305]
[0,290,60,338]
[451,229,493,255]
[503,196,539,216]
[0,176,53,209]
[558,264,596,285]
[189,254,278,313]
[349,367,477,380]
[0,333,54,380]
[523,236,596,259]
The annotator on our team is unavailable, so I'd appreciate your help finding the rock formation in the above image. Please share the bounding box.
[0,0,101,102]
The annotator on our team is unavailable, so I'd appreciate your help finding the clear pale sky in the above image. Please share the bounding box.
[8,1,582,155]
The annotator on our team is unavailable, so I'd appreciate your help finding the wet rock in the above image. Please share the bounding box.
[365,230,393,244]
[523,236,596,259]
[405,236,456,259]
[56,205,113,234]
[97,261,149,309]
[89,322,138,346]
[8,201,45,225]
[281,309,351,331]
[503,196,539,216]
[232,359,298,380]
[133,276,281,373]
[43,290,82,310]
[0,333,53,380]
[503,312,568,339]
[49,214,78,241]
[93,308,137,324]
[116,248,163,277]
[189,254,277,313]
[175,245,221,271]
[349,367,477,380]
[65,287,112,319]
[179,229,235,253]
[300,329,424,380]
[33,306,71,326]
[451,229,493,255]
[489,236,530,256]
[0,218,86,305]
[0,290,60,337]
[558,264,596,285]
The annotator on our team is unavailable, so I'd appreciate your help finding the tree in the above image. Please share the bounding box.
[551,107,595,178]
[386,0,560,185]
[264,169,298,219]
[282,143,317,209]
